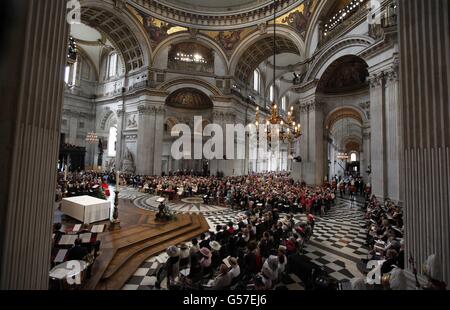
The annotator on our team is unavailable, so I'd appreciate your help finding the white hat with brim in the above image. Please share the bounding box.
[209,241,222,251]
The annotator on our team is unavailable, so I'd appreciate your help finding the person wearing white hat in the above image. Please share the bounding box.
[388,267,407,290]
[423,254,447,290]
[166,245,180,287]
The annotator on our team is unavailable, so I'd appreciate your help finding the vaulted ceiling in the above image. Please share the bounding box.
[81,7,144,72]
[235,36,300,82]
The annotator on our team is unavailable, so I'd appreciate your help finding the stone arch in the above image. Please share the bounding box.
[303,0,337,57]
[324,106,365,131]
[229,26,306,83]
[305,35,374,82]
[158,77,223,98]
[100,110,117,131]
[80,0,152,73]
[152,33,230,74]
[165,88,214,110]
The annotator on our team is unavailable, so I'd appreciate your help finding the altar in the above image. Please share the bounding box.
[61,196,110,224]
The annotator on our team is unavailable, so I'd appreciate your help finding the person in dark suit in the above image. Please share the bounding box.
[199,233,210,249]
[67,238,89,261]
[52,223,64,246]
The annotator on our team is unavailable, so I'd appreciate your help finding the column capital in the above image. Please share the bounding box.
[138,104,155,115]
[368,72,385,88]
[155,105,165,115]
[299,99,323,113]
[385,67,399,84]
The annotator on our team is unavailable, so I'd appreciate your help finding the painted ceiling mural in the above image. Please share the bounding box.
[273,0,318,40]
[128,0,318,57]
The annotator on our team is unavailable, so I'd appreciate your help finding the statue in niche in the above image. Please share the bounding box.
[127,115,138,128]
[122,147,136,173]
[216,31,241,51]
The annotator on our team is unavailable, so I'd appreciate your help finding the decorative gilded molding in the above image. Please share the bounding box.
[129,0,303,31]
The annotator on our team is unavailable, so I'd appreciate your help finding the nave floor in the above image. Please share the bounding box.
[119,188,368,290]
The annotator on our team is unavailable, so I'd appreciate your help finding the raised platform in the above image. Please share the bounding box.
[83,200,209,290]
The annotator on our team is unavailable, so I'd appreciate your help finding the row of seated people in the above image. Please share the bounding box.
[151,208,342,290]
[120,173,340,218]
[50,223,102,288]
[359,196,446,290]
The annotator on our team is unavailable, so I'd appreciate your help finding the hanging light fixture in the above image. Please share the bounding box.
[86,132,99,144]
[255,0,301,144]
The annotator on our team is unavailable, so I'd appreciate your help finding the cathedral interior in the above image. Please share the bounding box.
[0,0,449,294]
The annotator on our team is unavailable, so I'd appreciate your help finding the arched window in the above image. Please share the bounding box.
[350,152,357,162]
[281,96,287,113]
[108,52,118,78]
[253,69,260,92]
[269,84,274,102]
[108,126,117,157]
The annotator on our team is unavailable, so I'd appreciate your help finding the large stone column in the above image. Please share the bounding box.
[399,0,450,284]
[385,65,402,203]
[369,72,387,199]
[0,0,68,289]
[299,99,324,185]
[153,106,165,176]
[136,104,155,175]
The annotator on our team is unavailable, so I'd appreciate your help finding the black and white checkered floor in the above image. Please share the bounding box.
[120,188,368,290]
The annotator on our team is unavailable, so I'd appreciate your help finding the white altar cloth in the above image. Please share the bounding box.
[61,196,110,224]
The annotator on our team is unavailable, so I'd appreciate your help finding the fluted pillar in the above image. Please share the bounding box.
[385,66,402,203]
[369,73,387,199]
[298,99,324,185]
[136,104,155,175]
[153,106,165,176]
[399,0,450,284]
[0,0,68,289]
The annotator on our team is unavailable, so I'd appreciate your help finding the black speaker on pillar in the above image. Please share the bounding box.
[294,156,302,162]
[60,133,66,146]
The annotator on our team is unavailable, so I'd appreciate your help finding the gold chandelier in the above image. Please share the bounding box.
[337,152,349,161]
[255,105,302,143]
[254,0,301,144]
[86,132,98,144]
